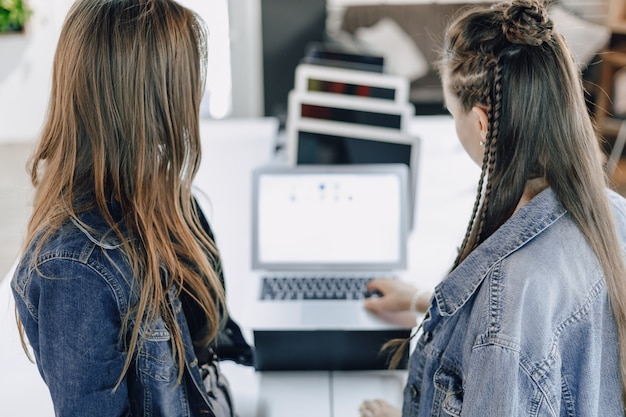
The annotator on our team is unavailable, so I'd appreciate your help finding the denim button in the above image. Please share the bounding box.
[410,384,418,398]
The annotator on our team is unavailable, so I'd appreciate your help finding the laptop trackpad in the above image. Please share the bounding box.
[302,303,361,326]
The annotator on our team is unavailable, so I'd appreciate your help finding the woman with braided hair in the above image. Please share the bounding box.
[359,0,626,415]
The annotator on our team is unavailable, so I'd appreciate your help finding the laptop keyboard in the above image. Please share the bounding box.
[260,276,382,300]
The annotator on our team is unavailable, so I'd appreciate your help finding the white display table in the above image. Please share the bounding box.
[0,115,479,417]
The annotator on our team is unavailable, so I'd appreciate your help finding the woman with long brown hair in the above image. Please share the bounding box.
[10,0,247,415]
[361,0,626,415]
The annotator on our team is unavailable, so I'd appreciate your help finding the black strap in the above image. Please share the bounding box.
[192,197,255,367]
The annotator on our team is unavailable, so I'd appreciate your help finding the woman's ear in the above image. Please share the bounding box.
[471,105,489,142]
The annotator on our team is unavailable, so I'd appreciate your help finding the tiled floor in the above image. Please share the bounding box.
[0,142,33,281]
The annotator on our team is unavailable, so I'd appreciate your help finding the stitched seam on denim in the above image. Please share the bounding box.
[167,283,183,314]
[138,349,175,382]
[407,338,433,400]
[473,331,520,351]
[560,375,576,417]
[507,204,567,254]
[515,281,604,417]
[101,247,131,290]
[470,264,604,414]
[551,273,604,346]
[34,254,128,316]
[528,387,545,417]
[78,240,95,263]
[519,352,558,417]
[470,342,556,415]
[143,374,151,416]
[437,209,567,316]
[11,273,38,322]
[180,376,191,416]
[84,256,129,315]
[488,261,503,333]
[141,328,170,341]
[33,250,79,268]
[185,351,215,410]
[522,274,605,416]
[432,361,463,415]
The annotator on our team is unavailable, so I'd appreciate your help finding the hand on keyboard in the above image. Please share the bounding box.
[363,278,427,328]
[364,278,426,313]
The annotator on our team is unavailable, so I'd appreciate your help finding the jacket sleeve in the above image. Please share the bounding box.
[13,258,133,417]
[461,342,554,417]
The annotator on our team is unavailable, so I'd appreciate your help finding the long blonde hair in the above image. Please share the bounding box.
[21,0,224,387]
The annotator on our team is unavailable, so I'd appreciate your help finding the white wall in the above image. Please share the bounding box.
[0,0,260,144]
[229,0,264,118]
[0,0,72,143]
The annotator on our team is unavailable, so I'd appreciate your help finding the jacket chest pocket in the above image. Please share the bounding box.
[432,366,463,417]
[138,320,177,383]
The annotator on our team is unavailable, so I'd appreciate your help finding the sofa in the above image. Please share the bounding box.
[333,2,610,114]
[338,3,480,111]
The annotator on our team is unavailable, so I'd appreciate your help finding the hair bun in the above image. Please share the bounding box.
[502,0,553,46]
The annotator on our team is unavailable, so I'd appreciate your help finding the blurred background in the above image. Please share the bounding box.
[0,0,623,278]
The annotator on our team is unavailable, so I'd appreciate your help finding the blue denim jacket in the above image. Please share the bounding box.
[403,188,626,417]
[11,205,231,417]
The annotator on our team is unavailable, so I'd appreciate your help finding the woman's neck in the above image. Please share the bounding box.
[515,177,548,213]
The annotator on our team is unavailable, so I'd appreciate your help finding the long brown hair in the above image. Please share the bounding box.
[21,0,225,387]
[388,0,626,408]
[442,0,626,407]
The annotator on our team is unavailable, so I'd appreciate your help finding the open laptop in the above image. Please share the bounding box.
[249,164,411,371]
[288,90,415,134]
[294,63,408,103]
[286,119,420,229]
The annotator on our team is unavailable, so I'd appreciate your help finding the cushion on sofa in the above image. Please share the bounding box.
[337,2,610,106]
[354,17,429,81]
[339,3,487,105]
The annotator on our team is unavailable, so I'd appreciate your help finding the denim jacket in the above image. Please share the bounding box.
[11,203,250,417]
[403,188,626,417]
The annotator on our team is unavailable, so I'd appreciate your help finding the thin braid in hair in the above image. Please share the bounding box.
[473,62,503,247]
[453,141,489,267]
[452,58,501,267]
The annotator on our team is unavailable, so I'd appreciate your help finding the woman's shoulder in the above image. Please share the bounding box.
[17,210,133,296]
[30,207,126,257]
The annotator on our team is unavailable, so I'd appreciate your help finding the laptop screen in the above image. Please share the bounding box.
[252,165,408,271]
[288,125,419,229]
[296,130,412,166]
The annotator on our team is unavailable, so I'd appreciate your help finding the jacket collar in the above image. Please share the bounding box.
[71,201,127,249]
[434,187,567,316]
